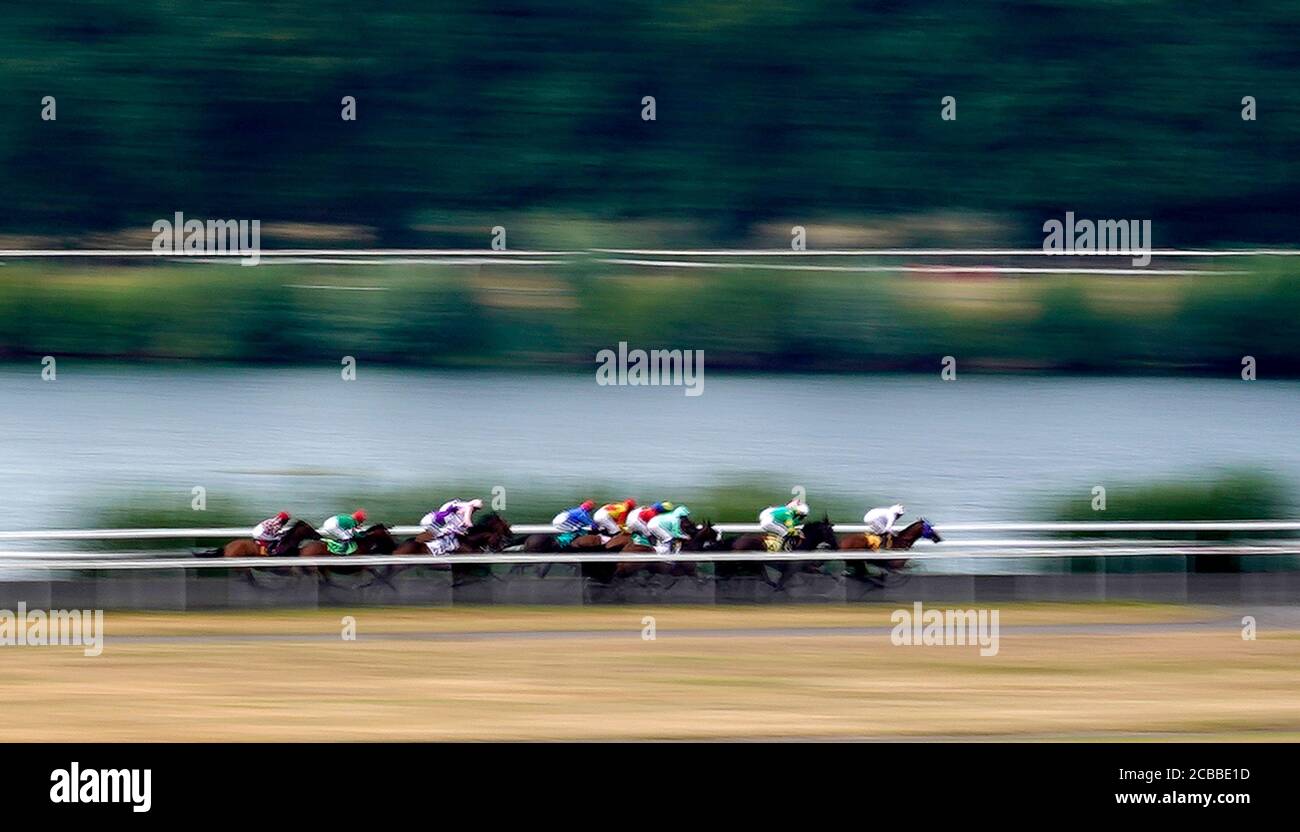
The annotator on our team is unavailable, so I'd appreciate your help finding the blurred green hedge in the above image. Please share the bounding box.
[1043,470,1296,573]
[3,260,1298,374]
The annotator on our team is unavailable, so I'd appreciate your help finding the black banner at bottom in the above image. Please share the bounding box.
[2,742,1285,821]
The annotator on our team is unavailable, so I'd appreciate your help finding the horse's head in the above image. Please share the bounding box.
[465,513,512,551]
[685,519,724,550]
[680,516,700,537]
[361,524,397,553]
[288,520,321,539]
[802,516,838,550]
[471,513,511,535]
[920,519,942,543]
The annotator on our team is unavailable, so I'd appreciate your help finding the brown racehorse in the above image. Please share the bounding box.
[298,524,397,558]
[522,526,628,581]
[522,529,620,553]
[722,517,839,590]
[839,518,942,579]
[292,524,399,587]
[391,514,514,555]
[384,514,515,587]
[198,519,320,558]
[611,518,715,583]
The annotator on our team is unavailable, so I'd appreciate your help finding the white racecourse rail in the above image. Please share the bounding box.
[0,521,1297,570]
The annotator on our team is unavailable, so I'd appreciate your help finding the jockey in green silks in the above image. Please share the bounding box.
[321,509,366,555]
[758,499,809,547]
[643,505,692,553]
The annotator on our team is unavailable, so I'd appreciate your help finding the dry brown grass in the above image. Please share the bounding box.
[0,604,1294,741]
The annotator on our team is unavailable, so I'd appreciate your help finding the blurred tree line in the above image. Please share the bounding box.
[1,260,1297,373]
[1,0,1298,244]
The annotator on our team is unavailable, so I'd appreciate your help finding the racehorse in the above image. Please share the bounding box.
[290,524,399,587]
[838,518,941,552]
[608,518,718,584]
[391,513,514,556]
[718,516,839,590]
[521,525,627,583]
[297,524,398,558]
[839,518,941,582]
[197,519,320,558]
[723,516,837,553]
[521,528,625,553]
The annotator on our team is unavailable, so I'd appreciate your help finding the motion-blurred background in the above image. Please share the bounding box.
[0,1,1297,539]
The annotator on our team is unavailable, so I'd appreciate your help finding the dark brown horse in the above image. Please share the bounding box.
[720,517,839,590]
[392,513,514,556]
[292,524,398,587]
[840,518,941,581]
[298,524,398,558]
[523,526,627,583]
[610,518,716,583]
[521,528,623,553]
[198,519,320,558]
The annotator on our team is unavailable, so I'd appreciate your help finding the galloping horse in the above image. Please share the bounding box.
[521,524,628,586]
[724,516,837,553]
[839,518,941,577]
[608,518,719,584]
[391,513,515,556]
[297,524,398,558]
[198,519,320,558]
[289,524,398,586]
[521,527,625,553]
[720,517,839,590]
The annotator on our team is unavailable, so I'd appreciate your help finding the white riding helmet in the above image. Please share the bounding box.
[787,500,810,516]
[891,504,906,518]
[468,498,484,510]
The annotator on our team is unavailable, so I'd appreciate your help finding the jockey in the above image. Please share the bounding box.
[645,505,691,553]
[593,499,637,536]
[251,511,291,554]
[758,498,809,546]
[420,498,483,537]
[552,500,597,533]
[419,498,483,555]
[863,504,906,537]
[322,509,367,545]
[626,501,673,540]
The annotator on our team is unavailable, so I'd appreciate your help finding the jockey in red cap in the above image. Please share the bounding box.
[322,509,367,550]
[593,499,637,536]
[251,511,292,555]
[626,501,673,540]
[551,501,598,547]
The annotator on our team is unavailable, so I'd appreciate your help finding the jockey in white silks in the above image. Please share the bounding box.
[251,511,291,553]
[863,504,906,537]
[592,499,637,539]
[420,498,483,555]
[626,502,671,541]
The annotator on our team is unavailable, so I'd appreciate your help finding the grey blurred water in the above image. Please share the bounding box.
[0,364,1297,530]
